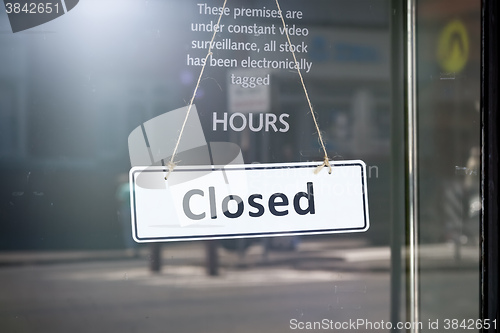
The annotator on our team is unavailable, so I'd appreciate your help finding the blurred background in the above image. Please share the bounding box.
[0,0,481,332]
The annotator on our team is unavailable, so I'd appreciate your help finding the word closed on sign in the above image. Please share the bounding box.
[130,161,369,242]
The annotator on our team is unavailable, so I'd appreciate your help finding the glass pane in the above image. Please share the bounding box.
[0,1,406,332]
[417,0,481,330]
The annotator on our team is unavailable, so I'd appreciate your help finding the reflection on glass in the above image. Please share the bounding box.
[417,0,480,329]
[0,0,481,332]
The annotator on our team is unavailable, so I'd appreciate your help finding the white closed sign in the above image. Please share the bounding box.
[130,161,369,242]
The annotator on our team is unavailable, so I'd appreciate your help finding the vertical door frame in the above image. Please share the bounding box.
[405,0,420,331]
[481,0,499,330]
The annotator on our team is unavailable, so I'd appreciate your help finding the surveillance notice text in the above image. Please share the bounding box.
[187,2,314,83]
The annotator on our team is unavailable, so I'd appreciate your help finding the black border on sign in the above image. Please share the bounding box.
[130,162,369,242]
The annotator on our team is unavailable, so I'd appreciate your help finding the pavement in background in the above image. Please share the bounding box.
[0,238,479,272]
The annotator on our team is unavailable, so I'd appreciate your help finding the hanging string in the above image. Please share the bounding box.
[165,0,229,180]
[274,0,331,174]
[166,0,331,179]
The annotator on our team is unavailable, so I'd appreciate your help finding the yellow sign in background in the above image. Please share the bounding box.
[437,20,469,73]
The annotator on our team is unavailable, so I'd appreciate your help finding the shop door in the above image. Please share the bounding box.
[0,1,493,332]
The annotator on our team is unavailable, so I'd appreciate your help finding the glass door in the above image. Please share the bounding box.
[0,1,491,332]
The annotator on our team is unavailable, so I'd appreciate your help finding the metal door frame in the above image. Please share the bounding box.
[481,0,499,330]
